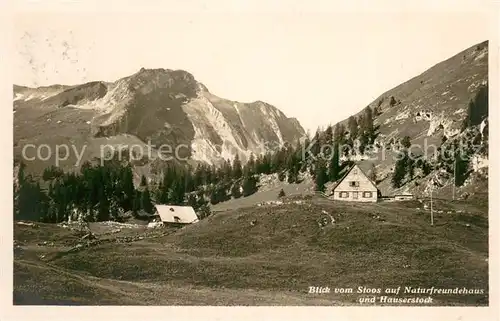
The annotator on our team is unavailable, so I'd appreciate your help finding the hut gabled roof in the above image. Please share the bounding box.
[331,163,378,191]
[154,205,199,224]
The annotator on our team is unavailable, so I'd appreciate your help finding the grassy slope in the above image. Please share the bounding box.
[14,197,488,306]
[211,178,314,212]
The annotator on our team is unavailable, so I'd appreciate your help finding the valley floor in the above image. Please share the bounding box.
[13,196,488,306]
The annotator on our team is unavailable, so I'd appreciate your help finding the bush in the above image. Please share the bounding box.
[242,175,259,197]
[42,165,64,181]
[390,96,397,107]
[231,182,242,199]
[197,204,211,220]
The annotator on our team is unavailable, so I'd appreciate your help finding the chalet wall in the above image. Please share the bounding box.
[332,165,378,203]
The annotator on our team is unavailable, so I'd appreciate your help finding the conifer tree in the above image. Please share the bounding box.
[97,187,110,221]
[222,159,233,182]
[310,130,321,157]
[347,116,359,139]
[232,154,243,179]
[328,142,340,181]
[286,150,300,184]
[364,106,374,129]
[359,129,369,155]
[17,175,50,222]
[287,170,299,184]
[247,154,256,175]
[334,123,346,144]
[314,159,328,192]
[463,84,488,129]
[209,186,219,205]
[231,181,242,198]
[168,179,184,205]
[17,161,26,186]
[258,153,272,174]
[42,165,64,181]
[141,187,154,213]
[358,106,375,144]
[390,96,397,107]
[408,157,415,180]
[120,165,135,211]
[278,170,286,182]
[186,193,200,209]
[474,84,488,123]
[369,163,377,183]
[193,164,205,188]
[455,151,470,186]
[184,170,194,193]
[322,125,333,146]
[14,161,26,217]
[242,174,258,197]
[186,192,196,207]
[391,152,408,188]
[401,136,411,149]
[209,183,229,204]
[132,190,142,216]
[208,165,217,184]
[140,174,148,187]
[300,136,311,169]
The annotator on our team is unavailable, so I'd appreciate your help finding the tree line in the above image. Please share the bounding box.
[24,101,476,223]
[14,105,380,223]
[391,85,488,189]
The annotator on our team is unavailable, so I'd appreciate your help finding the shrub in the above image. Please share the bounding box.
[231,182,242,199]
[390,96,397,107]
[278,171,286,182]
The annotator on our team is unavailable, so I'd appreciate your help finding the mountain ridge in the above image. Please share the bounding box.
[326,40,489,199]
[13,68,305,174]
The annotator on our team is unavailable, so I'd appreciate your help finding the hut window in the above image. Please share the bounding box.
[339,192,349,198]
[173,216,181,223]
[349,181,359,187]
[363,192,373,198]
[169,207,175,212]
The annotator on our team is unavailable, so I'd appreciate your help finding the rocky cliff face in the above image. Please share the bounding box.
[13,68,305,173]
[333,41,489,199]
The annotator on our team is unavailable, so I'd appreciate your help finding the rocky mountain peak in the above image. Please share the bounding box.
[14,67,305,173]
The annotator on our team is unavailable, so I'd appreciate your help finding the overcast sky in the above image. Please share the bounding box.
[13,1,493,132]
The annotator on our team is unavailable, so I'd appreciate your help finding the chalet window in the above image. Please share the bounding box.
[339,191,349,198]
[349,181,359,187]
[169,208,175,212]
[173,216,181,223]
[363,191,373,198]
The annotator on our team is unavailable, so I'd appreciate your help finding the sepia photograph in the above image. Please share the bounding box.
[7,0,497,314]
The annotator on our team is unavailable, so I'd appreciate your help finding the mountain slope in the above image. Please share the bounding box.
[330,41,489,199]
[14,68,305,174]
